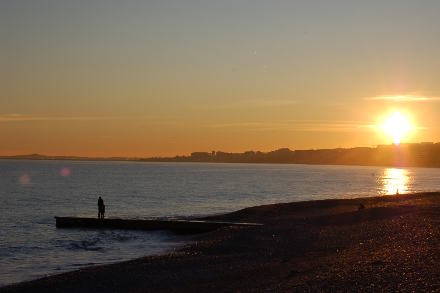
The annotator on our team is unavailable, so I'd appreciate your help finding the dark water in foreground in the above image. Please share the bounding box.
[1,160,440,286]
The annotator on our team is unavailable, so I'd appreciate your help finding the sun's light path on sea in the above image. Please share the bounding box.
[382,168,409,195]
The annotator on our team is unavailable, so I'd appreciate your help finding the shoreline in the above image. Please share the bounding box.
[4,146,440,169]
[3,192,440,292]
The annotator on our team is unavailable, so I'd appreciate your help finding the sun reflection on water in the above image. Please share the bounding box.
[382,168,409,195]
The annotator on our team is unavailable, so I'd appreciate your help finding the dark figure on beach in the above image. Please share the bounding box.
[98,196,105,219]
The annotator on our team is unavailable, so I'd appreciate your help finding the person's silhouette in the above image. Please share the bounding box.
[98,196,105,219]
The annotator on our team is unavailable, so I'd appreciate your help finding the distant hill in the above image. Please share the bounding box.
[0,154,136,161]
[3,143,440,168]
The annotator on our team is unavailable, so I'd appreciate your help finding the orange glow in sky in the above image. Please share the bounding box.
[1,1,439,157]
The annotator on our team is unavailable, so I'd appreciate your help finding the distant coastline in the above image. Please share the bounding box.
[2,142,440,168]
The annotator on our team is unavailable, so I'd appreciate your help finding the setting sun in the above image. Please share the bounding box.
[381,112,412,145]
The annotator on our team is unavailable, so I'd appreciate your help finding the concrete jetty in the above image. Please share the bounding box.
[55,217,262,234]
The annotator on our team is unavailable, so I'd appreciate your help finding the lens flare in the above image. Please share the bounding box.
[19,174,31,185]
[60,167,71,177]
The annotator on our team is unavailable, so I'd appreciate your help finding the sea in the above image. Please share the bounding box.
[1,159,440,286]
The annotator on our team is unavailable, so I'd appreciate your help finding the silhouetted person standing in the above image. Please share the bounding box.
[98,196,105,219]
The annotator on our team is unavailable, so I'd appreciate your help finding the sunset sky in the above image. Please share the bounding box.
[2,0,440,157]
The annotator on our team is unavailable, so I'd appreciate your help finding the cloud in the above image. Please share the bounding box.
[0,114,187,128]
[0,114,114,122]
[205,120,374,132]
[0,114,172,122]
[365,95,440,102]
[197,98,300,110]
[245,99,300,107]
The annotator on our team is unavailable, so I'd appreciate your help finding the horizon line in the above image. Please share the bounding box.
[1,142,438,160]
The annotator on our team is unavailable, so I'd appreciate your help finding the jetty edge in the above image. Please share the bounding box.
[54,216,263,234]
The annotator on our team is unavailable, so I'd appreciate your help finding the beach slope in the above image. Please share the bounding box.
[3,192,440,292]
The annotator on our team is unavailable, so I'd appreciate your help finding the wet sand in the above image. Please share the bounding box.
[3,192,440,292]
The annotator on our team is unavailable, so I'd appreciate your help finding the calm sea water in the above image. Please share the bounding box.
[1,160,440,286]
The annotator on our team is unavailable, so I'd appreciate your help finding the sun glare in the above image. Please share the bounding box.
[382,168,408,195]
[381,112,412,145]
